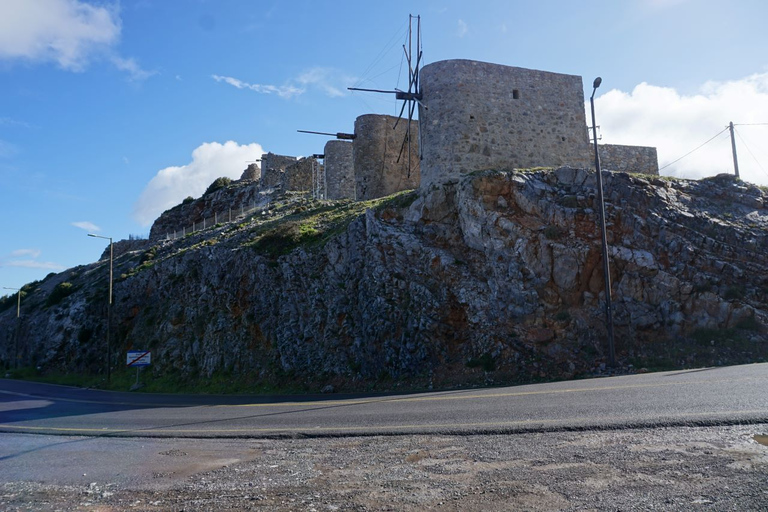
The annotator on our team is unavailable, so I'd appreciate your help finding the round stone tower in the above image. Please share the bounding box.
[418,59,592,189]
[353,114,420,201]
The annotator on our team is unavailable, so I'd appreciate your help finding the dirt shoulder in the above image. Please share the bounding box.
[2,424,767,511]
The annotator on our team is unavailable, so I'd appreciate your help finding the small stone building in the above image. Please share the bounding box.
[282,157,314,192]
[260,152,298,189]
[418,59,592,189]
[598,144,659,175]
[324,140,355,200]
[354,114,420,201]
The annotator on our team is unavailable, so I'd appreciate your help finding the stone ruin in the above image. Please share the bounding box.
[323,140,354,200]
[260,152,298,189]
[239,162,261,182]
[418,59,592,189]
[417,59,659,189]
[353,114,420,201]
[282,157,313,192]
[162,58,660,241]
[236,60,658,206]
[598,144,659,175]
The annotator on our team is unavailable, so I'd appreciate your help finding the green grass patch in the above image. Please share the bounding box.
[246,192,417,258]
[45,282,76,308]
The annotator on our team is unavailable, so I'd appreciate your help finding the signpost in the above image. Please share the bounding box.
[127,350,151,390]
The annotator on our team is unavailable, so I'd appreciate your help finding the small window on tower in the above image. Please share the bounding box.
[513,89,520,99]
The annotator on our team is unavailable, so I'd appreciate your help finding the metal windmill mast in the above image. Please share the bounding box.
[297,130,357,200]
[349,14,425,177]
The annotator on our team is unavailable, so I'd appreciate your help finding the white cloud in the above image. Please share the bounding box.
[11,249,41,259]
[457,19,468,38]
[594,72,768,185]
[72,221,101,232]
[0,0,152,80]
[0,0,120,70]
[133,140,265,226]
[213,67,357,100]
[212,74,304,99]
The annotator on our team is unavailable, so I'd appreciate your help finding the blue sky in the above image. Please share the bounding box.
[1,0,768,292]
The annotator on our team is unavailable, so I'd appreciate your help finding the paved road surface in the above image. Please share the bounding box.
[1,363,767,438]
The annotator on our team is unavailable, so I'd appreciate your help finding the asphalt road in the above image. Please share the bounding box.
[1,363,767,438]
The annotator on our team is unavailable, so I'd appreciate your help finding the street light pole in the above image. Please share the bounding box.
[3,286,21,368]
[88,234,113,383]
[590,77,616,367]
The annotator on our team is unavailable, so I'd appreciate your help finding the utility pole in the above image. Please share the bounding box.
[590,77,616,367]
[729,121,740,179]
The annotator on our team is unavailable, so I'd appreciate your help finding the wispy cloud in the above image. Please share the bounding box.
[2,249,64,271]
[212,74,304,99]
[213,67,357,100]
[0,116,32,128]
[296,67,356,98]
[111,56,156,81]
[0,139,18,158]
[594,72,768,185]
[5,259,66,270]
[72,221,101,232]
[133,140,265,226]
[11,248,41,259]
[457,19,468,38]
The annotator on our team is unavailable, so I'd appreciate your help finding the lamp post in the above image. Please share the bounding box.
[2,286,21,318]
[589,77,616,367]
[88,233,113,383]
[3,286,21,368]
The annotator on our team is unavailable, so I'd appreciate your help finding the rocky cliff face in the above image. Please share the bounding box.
[2,169,766,390]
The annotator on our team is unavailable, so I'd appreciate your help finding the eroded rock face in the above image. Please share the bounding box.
[3,170,767,389]
[148,181,267,242]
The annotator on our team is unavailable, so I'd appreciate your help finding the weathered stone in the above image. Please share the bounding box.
[354,114,420,200]
[324,140,354,200]
[418,60,592,190]
[598,144,659,175]
[3,168,768,390]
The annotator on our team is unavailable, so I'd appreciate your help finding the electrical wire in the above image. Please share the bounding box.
[734,127,768,178]
[352,21,409,89]
[658,127,730,171]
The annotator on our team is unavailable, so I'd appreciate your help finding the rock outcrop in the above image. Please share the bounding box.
[2,169,767,390]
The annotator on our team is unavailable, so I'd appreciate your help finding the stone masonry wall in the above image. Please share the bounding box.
[599,144,659,175]
[354,114,420,201]
[261,152,298,189]
[324,140,355,200]
[418,59,592,189]
[282,157,313,192]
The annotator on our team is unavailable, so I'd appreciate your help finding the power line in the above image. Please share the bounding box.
[658,127,730,171]
[734,123,768,126]
[352,21,409,89]
[734,127,768,178]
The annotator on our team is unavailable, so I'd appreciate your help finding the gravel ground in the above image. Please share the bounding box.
[1,424,767,511]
